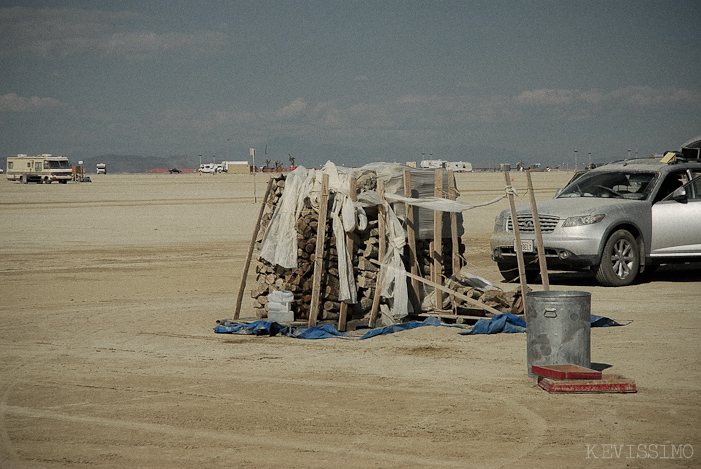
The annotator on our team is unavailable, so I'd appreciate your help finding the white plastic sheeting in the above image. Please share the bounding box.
[259,163,362,303]
[258,161,504,318]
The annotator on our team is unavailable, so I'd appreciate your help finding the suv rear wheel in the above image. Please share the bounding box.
[595,229,639,286]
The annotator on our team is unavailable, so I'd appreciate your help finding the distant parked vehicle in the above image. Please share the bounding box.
[169,168,181,174]
[6,154,72,184]
[198,163,225,173]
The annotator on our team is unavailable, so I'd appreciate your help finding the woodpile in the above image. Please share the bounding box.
[248,170,524,324]
[251,176,385,321]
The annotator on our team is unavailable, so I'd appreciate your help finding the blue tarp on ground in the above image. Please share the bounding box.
[214,317,454,339]
[214,314,628,339]
[460,313,527,335]
[460,313,629,335]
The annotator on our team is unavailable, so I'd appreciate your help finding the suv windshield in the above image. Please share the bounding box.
[558,171,656,200]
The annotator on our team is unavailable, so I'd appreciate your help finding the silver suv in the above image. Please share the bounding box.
[490,156,701,286]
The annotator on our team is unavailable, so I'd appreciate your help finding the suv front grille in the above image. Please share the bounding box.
[507,214,560,233]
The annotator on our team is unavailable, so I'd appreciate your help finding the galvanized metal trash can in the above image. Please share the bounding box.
[526,291,591,378]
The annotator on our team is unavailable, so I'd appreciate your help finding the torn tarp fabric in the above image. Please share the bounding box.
[460,313,527,335]
[213,321,289,336]
[461,313,630,335]
[590,314,630,327]
[289,317,451,339]
[214,317,455,340]
[290,324,351,339]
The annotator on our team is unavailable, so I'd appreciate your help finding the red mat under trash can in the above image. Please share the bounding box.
[538,374,637,393]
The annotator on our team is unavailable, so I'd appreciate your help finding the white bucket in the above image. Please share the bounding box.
[268,310,294,323]
[269,290,294,303]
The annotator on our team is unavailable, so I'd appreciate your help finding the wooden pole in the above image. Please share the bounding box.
[433,169,444,310]
[308,173,330,327]
[403,169,422,315]
[368,180,386,328]
[366,258,503,316]
[448,170,461,277]
[234,176,274,319]
[526,170,550,290]
[504,170,529,297]
[337,176,357,332]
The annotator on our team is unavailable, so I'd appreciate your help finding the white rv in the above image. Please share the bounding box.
[420,160,447,169]
[445,161,473,172]
[6,154,73,184]
[96,163,106,174]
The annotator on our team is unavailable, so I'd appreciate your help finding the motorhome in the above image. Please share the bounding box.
[96,163,106,174]
[6,154,73,184]
[445,161,473,172]
[420,160,447,169]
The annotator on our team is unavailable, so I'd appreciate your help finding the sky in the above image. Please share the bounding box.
[1,0,700,169]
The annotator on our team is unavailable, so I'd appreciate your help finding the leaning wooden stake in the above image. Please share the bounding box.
[308,173,330,327]
[368,179,386,328]
[504,171,529,300]
[526,170,550,290]
[403,170,422,314]
[234,176,274,319]
[448,170,461,276]
[337,176,357,332]
[433,169,444,310]
[367,258,503,316]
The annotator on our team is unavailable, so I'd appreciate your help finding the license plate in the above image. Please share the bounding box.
[516,239,535,253]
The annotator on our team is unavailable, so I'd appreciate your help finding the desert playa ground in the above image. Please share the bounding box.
[1,171,699,468]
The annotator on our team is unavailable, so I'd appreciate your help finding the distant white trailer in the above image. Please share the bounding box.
[445,161,473,172]
[222,161,250,174]
[96,163,106,174]
[420,160,447,169]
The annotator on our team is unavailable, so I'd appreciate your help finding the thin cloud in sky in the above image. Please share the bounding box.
[0,93,63,112]
[0,2,699,166]
[0,6,226,60]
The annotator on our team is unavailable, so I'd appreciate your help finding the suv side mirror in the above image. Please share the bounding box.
[672,186,688,202]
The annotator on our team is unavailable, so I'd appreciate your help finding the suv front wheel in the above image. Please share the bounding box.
[595,229,639,286]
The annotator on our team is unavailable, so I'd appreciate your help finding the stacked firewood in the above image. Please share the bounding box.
[250,172,522,322]
[251,183,385,321]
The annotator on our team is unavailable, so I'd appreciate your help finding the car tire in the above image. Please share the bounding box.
[498,262,520,282]
[498,263,540,284]
[595,229,639,287]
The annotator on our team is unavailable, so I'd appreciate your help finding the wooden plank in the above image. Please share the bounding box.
[366,258,503,316]
[403,170,422,315]
[308,173,330,327]
[448,170,461,276]
[433,169,443,309]
[526,170,550,290]
[368,180,386,328]
[415,312,486,322]
[337,176,357,332]
[234,176,274,320]
[504,171,529,300]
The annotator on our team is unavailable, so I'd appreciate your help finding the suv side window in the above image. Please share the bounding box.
[654,171,689,203]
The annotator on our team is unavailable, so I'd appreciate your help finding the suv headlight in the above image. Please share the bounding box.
[562,214,605,227]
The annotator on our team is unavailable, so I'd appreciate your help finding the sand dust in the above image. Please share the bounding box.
[1,171,699,468]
